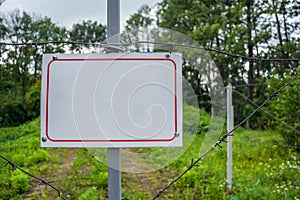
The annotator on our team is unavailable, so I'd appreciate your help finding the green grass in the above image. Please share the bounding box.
[0,105,299,199]
[59,149,108,199]
[0,118,51,199]
[148,128,300,200]
[0,119,71,199]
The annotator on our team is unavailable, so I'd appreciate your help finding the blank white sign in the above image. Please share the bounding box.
[40,53,182,147]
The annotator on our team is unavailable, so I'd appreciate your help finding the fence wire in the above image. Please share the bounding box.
[1,40,300,62]
[232,89,300,136]
[0,154,66,200]
[152,72,300,199]
[0,40,299,199]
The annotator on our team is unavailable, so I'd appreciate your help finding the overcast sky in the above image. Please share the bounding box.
[0,0,161,29]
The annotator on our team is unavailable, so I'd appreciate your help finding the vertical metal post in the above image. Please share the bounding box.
[108,148,121,200]
[226,84,234,194]
[107,0,121,199]
[107,0,120,44]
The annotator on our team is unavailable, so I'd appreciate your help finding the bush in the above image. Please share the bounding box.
[28,149,50,163]
[267,67,300,149]
[0,100,27,127]
[183,104,209,134]
[11,171,29,194]
[78,186,105,200]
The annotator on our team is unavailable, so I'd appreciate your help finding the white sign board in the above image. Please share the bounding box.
[41,53,182,148]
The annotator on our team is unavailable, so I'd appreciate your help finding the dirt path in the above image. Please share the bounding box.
[23,148,175,199]
[122,149,177,198]
[23,148,78,200]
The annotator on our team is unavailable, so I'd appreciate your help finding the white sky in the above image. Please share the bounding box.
[0,0,161,30]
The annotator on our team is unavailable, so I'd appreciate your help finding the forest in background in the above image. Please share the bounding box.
[0,0,299,148]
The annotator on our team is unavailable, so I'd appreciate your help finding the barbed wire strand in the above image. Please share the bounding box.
[0,154,66,200]
[270,142,300,150]
[0,40,300,62]
[137,41,300,62]
[232,89,300,135]
[0,40,299,199]
[152,72,300,200]
[233,81,300,87]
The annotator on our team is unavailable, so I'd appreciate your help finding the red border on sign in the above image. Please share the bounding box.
[46,57,178,143]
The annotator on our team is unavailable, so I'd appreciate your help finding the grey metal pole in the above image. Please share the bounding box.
[107,0,121,199]
[226,84,234,194]
[107,0,120,44]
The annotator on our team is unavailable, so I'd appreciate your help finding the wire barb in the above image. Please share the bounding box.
[216,141,223,148]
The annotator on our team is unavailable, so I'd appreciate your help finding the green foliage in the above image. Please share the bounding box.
[124,4,154,52]
[28,149,50,163]
[155,0,300,124]
[0,9,68,127]
[0,106,299,199]
[69,20,106,53]
[163,130,300,199]
[11,171,29,194]
[24,80,41,120]
[122,190,147,200]
[0,118,52,199]
[0,10,107,127]
[267,67,300,148]
[183,104,200,133]
[125,4,153,32]
[0,100,27,127]
[78,186,104,200]
[58,149,108,199]
[0,2,299,199]
[183,104,210,134]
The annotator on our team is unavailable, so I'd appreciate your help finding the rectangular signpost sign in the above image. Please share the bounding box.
[41,53,182,148]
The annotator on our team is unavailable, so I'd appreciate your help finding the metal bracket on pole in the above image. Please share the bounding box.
[226,84,234,194]
[107,0,121,199]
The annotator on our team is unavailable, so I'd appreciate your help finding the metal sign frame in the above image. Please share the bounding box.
[40,53,182,148]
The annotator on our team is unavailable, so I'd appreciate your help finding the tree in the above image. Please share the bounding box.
[268,0,300,76]
[0,9,68,126]
[267,67,300,149]
[156,0,300,128]
[69,20,106,53]
[125,4,154,52]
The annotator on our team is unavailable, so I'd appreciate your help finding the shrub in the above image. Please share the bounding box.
[267,67,300,149]
[11,171,29,194]
[78,186,104,200]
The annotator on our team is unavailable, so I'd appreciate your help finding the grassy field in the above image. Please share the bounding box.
[0,108,299,199]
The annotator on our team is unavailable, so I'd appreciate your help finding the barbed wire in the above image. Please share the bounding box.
[0,40,300,63]
[0,39,299,199]
[139,41,300,62]
[189,81,300,88]
[273,143,300,150]
[233,81,300,87]
[152,71,300,199]
[0,41,99,46]
[0,41,124,52]
[0,154,66,200]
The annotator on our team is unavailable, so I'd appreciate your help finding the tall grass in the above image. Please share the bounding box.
[0,105,299,199]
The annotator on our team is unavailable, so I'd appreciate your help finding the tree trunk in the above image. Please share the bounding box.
[21,74,26,105]
[272,0,288,76]
[281,0,290,43]
[246,0,254,102]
